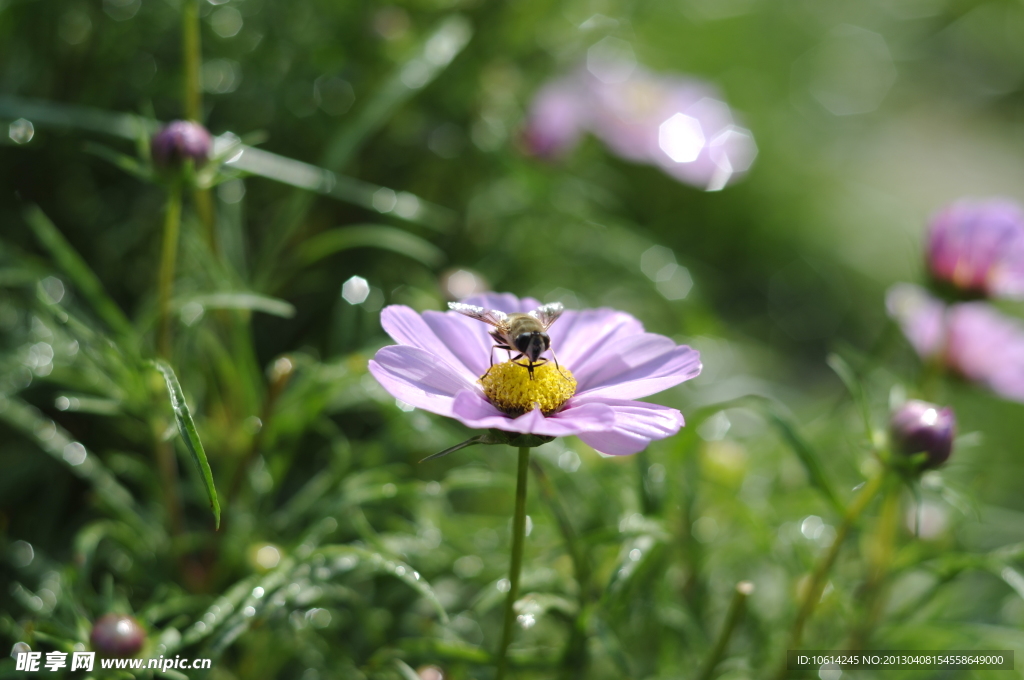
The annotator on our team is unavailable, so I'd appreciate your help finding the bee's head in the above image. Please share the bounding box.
[515,331,550,362]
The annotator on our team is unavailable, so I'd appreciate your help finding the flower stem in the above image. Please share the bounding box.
[496,446,530,680]
[181,0,219,254]
[848,476,902,650]
[773,468,886,680]
[182,0,202,123]
[696,581,754,680]
[157,184,182,358]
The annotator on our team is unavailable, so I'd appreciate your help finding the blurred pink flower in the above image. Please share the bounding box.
[926,199,1024,299]
[887,283,1024,401]
[523,62,756,190]
[369,293,702,455]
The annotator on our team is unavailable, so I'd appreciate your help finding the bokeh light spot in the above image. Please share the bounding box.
[658,113,704,163]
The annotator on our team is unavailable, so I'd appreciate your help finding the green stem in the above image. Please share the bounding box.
[696,581,754,680]
[181,0,219,252]
[496,446,530,680]
[772,468,886,680]
[849,477,902,650]
[182,0,202,122]
[157,184,182,358]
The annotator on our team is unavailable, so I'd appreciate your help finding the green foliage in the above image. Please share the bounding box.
[4,0,1024,678]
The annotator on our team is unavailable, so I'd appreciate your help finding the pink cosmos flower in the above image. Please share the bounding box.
[886,283,1024,402]
[368,293,702,455]
[925,199,1024,299]
[523,62,757,191]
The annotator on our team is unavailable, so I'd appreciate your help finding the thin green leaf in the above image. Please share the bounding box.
[0,95,150,140]
[826,353,874,442]
[394,660,422,680]
[82,141,153,182]
[764,406,844,514]
[153,360,221,529]
[24,206,134,338]
[315,545,449,624]
[396,638,490,665]
[299,224,445,268]
[225,146,455,231]
[177,292,296,318]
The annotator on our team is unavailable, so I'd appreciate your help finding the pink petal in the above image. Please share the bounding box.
[450,391,616,437]
[368,345,480,416]
[577,399,684,456]
[380,305,484,381]
[886,284,945,359]
[946,302,1024,403]
[547,308,645,370]
[572,334,702,400]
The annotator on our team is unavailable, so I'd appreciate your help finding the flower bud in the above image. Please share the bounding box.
[90,613,145,656]
[151,120,212,169]
[889,400,955,469]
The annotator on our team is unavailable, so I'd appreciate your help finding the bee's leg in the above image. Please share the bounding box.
[549,348,571,382]
[482,345,517,380]
[482,344,508,380]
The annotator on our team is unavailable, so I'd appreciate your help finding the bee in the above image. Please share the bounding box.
[449,301,568,381]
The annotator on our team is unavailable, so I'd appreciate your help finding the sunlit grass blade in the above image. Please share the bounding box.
[0,95,150,140]
[153,360,221,529]
[298,225,445,269]
[24,206,134,338]
[176,292,296,318]
[764,406,844,514]
[224,145,455,231]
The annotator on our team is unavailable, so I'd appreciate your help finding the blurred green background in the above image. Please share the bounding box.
[4,0,1024,677]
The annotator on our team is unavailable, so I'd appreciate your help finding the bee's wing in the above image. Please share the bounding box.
[448,302,510,329]
[528,302,564,330]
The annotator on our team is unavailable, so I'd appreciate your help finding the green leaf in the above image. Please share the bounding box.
[23,206,134,338]
[764,406,844,514]
[298,225,445,268]
[0,94,150,140]
[826,353,874,442]
[225,146,456,231]
[82,141,153,182]
[176,292,296,318]
[153,360,221,529]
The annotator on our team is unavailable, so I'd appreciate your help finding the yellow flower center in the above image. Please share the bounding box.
[480,361,577,416]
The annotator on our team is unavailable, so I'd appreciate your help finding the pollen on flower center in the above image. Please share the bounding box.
[480,361,576,416]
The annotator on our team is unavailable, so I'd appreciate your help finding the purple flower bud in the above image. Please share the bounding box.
[925,199,1024,299]
[151,120,212,169]
[889,400,955,469]
[90,613,146,656]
